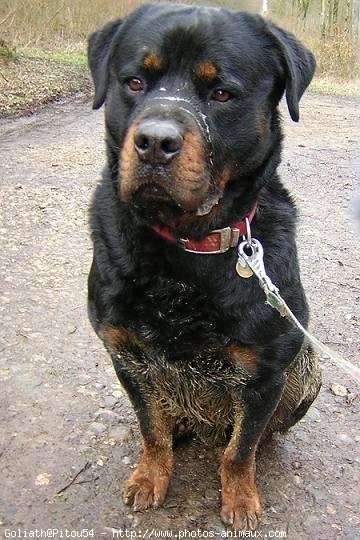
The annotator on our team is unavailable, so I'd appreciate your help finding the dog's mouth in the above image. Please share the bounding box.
[131,181,223,223]
[133,183,179,209]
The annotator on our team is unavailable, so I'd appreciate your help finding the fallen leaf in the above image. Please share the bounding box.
[330,383,348,397]
[35,472,52,486]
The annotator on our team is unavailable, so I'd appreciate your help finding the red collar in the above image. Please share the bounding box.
[151,203,258,254]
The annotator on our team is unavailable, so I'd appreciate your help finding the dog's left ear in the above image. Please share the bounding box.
[88,18,123,110]
[265,22,316,122]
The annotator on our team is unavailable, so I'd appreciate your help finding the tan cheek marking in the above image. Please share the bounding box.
[196,61,217,81]
[143,53,163,71]
[217,168,234,191]
[171,130,209,209]
[175,131,206,180]
[119,123,139,201]
[227,345,259,372]
[165,163,230,229]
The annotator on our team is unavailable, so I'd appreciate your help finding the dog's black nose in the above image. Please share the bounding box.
[134,120,183,165]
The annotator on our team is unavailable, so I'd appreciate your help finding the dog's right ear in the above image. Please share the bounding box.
[265,21,316,122]
[88,19,123,110]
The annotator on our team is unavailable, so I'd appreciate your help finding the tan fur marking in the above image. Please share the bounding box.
[103,326,130,350]
[160,158,231,229]
[143,53,163,71]
[177,131,206,177]
[220,414,262,529]
[227,345,259,372]
[172,130,209,211]
[217,168,234,191]
[123,406,175,510]
[196,61,217,81]
[119,123,139,201]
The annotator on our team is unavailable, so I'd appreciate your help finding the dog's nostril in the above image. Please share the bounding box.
[161,137,181,155]
[135,134,150,151]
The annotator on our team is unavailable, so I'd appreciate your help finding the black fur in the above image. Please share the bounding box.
[87,3,320,527]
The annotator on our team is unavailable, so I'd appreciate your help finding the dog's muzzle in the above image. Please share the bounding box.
[119,102,212,213]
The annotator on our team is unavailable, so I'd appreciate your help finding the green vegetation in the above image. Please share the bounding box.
[310,79,360,97]
[21,49,87,65]
[0,38,18,61]
[0,49,90,117]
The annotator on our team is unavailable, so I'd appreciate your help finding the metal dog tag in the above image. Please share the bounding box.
[236,258,253,278]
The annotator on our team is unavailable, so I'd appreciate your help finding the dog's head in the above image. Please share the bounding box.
[88,4,315,234]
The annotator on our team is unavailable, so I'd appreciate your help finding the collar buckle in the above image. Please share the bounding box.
[213,226,232,253]
[181,226,233,254]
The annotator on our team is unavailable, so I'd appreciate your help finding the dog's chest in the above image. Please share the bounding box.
[125,274,231,357]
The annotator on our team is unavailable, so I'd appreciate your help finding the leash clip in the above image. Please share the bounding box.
[237,238,279,295]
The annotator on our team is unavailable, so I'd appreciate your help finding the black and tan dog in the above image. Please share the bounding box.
[87,3,321,530]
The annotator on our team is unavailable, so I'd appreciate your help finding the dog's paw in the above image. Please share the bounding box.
[220,490,262,530]
[123,467,170,511]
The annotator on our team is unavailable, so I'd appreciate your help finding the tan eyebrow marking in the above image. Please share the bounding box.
[143,52,163,71]
[196,61,218,81]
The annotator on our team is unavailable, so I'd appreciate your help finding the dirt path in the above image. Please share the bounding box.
[0,93,359,539]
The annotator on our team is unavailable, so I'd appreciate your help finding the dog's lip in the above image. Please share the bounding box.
[132,183,181,209]
[131,183,224,219]
[195,193,222,216]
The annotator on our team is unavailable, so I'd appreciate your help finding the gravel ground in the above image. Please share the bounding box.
[0,93,359,539]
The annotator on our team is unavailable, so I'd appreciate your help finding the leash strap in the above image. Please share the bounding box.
[237,237,360,384]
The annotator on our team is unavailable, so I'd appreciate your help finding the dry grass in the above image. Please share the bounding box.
[0,0,145,52]
[1,0,233,51]
[270,13,359,83]
[0,51,90,118]
[0,0,240,48]
[1,0,358,81]
[0,0,358,118]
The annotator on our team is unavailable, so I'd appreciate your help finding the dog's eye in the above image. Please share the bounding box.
[127,78,145,92]
[211,89,232,103]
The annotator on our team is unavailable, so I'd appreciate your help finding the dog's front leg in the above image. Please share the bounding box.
[104,328,175,511]
[122,399,175,511]
[220,376,285,530]
[115,373,174,510]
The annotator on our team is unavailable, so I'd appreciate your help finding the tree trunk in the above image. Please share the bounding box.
[321,0,327,38]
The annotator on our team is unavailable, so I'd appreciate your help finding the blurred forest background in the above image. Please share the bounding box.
[0,1,359,116]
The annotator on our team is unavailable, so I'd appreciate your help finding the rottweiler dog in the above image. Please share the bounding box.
[87,3,321,530]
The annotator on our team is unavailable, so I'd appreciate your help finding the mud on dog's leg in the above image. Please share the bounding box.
[105,330,175,511]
